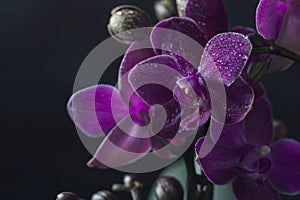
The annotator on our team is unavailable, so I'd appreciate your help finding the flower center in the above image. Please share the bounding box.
[237,145,272,184]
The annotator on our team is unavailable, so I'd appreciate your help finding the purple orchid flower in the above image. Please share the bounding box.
[67,42,186,169]
[256,0,300,72]
[196,96,300,199]
[129,16,254,134]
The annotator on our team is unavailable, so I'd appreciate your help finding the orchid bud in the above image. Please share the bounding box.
[154,0,178,21]
[155,176,183,200]
[108,5,152,44]
[91,190,118,200]
[56,192,83,200]
[246,33,267,48]
[246,59,268,82]
[176,0,188,17]
[123,174,137,188]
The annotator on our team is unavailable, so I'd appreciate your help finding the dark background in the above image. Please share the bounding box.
[2,0,300,199]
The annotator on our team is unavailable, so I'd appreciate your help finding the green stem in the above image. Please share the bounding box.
[251,41,300,63]
[184,146,198,200]
[130,188,141,200]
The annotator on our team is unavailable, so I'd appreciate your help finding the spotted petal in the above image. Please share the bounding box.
[199,32,252,86]
[185,0,230,39]
[67,85,127,137]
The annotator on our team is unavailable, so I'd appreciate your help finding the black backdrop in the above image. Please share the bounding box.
[2,0,300,199]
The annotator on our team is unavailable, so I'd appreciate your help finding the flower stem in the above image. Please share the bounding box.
[251,40,300,63]
[184,145,198,200]
[130,188,141,200]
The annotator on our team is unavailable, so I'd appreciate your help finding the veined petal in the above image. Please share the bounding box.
[232,177,280,200]
[87,116,152,169]
[185,0,230,39]
[118,41,156,102]
[268,139,300,195]
[256,0,287,40]
[199,32,252,86]
[245,97,274,146]
[67,85,127,137]
[151,17,207,75]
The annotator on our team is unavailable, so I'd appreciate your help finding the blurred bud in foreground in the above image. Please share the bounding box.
[154,0,178,20]
[108,5,153,44]
[176,0,188,17]
[273,120,287,141]
[155,176,184,200]
[56,192,83,200]
[91,190,118,200]
[246,59,268,82]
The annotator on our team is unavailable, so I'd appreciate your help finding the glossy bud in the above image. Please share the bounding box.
[154,0,178,21]
[246,59,268,82]
[108,5,152,44]
[56,192,83,200]
[247,33,267,48]
[176,0,188,17]
[155,176,183,200]
[91,190,118,200]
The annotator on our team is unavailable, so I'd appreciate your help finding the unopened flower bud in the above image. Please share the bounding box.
[91,190,118,200]
[154,0,178,21]
[247,59,268,82]
[108,5,153,44]
[56,192,83,200]
[155,176,183,200]
[176,0,188,17]
[123,174,137,188]
[246,33,267,48]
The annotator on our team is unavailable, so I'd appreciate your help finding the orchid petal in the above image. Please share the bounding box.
[256,0,287,40]
[199,32,252,86]
[232,177,280,200]
[67,85,127,137]
[268,139,300,195]
[196,121,246,184]
[269,3,300,72]
[118,41,156,102]
[212,78,254,124]
[185,0,230,39]
[151,17,207,75]
[87,116,152,169]
[129,55,182,105]
[245,97,274,146]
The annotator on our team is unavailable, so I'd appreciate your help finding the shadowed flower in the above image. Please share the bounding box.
[256,0,300,72]
[196,97,300,200]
